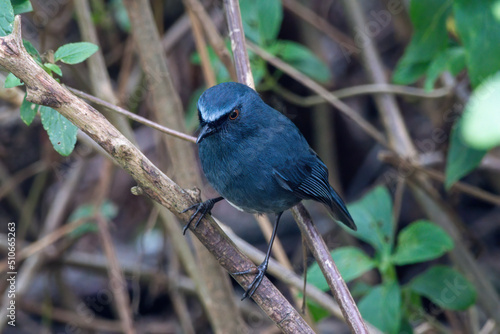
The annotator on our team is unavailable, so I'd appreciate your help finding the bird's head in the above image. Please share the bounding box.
[196,82,261,144]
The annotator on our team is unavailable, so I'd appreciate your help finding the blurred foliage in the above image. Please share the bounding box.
[2,0,98,156]
[392,0,500,189]
[306,186,476,333]
[68,200,119,238]
[189,0,331,124]
[0,0,497,332]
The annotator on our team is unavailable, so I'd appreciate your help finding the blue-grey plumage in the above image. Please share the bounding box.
[183,82,356,300]
[196,82,356,230]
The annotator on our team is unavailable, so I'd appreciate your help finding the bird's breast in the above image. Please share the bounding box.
[198,138,301,213]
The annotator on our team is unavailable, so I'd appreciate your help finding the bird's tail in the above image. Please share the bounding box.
[325,186,357,231]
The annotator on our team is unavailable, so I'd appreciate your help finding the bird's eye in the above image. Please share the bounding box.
[228,109,239,120]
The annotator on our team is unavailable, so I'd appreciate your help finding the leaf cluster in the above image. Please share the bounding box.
[2,0,98,156]
[307,186,476,333]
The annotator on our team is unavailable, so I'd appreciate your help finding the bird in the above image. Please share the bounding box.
[182,82,357,299]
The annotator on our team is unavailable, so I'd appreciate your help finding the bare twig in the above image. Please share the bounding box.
[292,205,369,334]
[122,1,246,331]
[0,218,87,273]
[183,0,237,81]
[74,0,136,142]
[379,152,500,206]
[223,0,254,89]
[274,83,453,107]
[185,2,216,86]
[281,0,358,56]
[224,1,367,331]
[246,41,388,148]
[0,160,47,201]
[67,87,197,143]
[341,0,500,323]
[0,158,86,331]
[20,301,128,333]
[219,221,382,334]
[93,160,135,334]
[1,15,308,333]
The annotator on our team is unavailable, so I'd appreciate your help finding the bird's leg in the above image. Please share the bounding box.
[181,196,224,235]
[233,212,283,300]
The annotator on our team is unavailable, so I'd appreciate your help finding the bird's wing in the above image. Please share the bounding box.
[272,155,357,230]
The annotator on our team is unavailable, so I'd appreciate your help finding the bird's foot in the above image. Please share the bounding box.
[181,197,220,235]
[233,262,268,300]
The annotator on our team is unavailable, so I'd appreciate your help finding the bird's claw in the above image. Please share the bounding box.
[181,198,218,234]
[233,263,268,300]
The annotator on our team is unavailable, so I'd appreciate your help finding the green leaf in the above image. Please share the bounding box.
[191,45,232,84]
[54,42,99,64]
[346,186,394,256]
[44,63,63,76]
[424,47,466,91]
[110,0,130,32]
[240,0,282,45]
[454,0,500,88]
[4,72,23,88]
[445,119,487,189]
[11,0,32,15]
[409,265,476,310]
[461,71,500,150]
[266,40,331,83]
[393,0,452,84]
[20,94,38,125]
[68,201,118,238]
[23,39,42,64]
[256,0,282,44]
[305,299,330,322]
[307,247,375,290]
[358,282,402,334]
[0,0,14,36]
[69,200,118,222]
[392,220,454,265]
[39,106,78,156]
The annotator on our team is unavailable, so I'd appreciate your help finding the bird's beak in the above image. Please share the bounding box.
[196,124,216,144]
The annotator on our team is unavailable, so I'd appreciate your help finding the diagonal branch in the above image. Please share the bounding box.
[222,1,368,333]
[0,16,310,333]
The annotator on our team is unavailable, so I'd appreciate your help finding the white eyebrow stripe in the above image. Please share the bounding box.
[200,107,228,122]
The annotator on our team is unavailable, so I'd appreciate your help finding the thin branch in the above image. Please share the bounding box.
[122,1,246,331]
[183,0,237,81]
[274,83,453,107]
[0,218,87,273]
[292,205,369,334]
[0,16,306,333]
[0,160,47,201]
[185,4,216,86]
[379,152,500,206]
[74,0,136,142]
[67,87,197,143]
[281,0,358,56]
[0,158,86,331]
[224,1,368,331]
[219,221,382,334]
[246,41,389,148]
[223,0,254,89]
[93,160,135,334]
[341,0,500,323]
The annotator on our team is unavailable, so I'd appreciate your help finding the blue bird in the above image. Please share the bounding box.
[183,82,356,299]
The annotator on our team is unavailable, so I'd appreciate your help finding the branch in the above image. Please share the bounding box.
[222,1,368,333]
[341,0,500,324]
[292,205,368,334]
[223,0,254,89]
[246,41,388,148]
[0,16,309,333]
